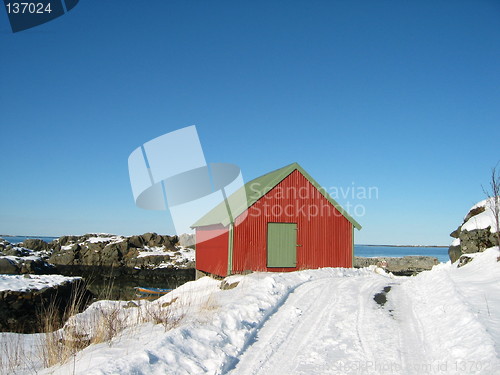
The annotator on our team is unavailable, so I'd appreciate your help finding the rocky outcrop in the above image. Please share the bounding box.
[0,239,56,275]
[1,233,196,270]
[354,256,438,276]
[448,199,499,263]
[48,233,186,268]
[19,238,52,253]
[0,277,93,333]
[0,256,55,275]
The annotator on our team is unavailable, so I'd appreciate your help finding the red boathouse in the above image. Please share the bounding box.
[192,163,361,277]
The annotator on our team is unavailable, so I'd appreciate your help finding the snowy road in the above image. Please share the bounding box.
[226,263,500,375]
[227,275,407,375]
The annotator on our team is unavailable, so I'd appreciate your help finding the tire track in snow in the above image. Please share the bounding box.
[225,275,398,375]
[224,278,335,375]
[352,280,404,374]
[391,283,431,374]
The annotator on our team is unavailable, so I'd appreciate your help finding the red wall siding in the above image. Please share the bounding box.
[232,170,353,273]
[195,224,229,277]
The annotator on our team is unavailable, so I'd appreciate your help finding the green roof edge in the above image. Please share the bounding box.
[191,162,362,230]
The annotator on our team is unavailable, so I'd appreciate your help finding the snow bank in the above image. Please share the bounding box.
[37,268,381,375]
[462,198,499,232]
[391,247,500,373]
[0,274,80,292]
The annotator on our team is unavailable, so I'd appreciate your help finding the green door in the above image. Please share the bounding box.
[267,223,297,267]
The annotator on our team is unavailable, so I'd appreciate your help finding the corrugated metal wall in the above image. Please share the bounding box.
[232,170,353,273]
[195,224,229,277]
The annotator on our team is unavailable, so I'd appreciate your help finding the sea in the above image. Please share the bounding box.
[355,245,449,263]
[1,235,58,244]
[2,236,451,263]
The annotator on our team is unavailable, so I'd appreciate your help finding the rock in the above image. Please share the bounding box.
[464,205,486,223]
[0,278,93,333]
[450,227,460,239]
[128,235,145,248]
[0,256,55,275]
[50,251,75,265]
[20,258,56,274]
[457,255,474,268]
[168,235,179,248]
[46,233,194,270]
[220,280,239,290]
[449,226,497,262]
[448,199,498,262]
[354,256,438,276]
[448,245,462,264]
[100,243,123,267]
[0,258,20,274]
[142,232,155,243]
[179,233,196,248]
[3,247,28,257]
[19,239,51,252]
[57,235,80,247]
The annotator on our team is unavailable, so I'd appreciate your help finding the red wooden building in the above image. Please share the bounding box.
[192,163,361,277]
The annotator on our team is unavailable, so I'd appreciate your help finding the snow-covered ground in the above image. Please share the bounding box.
[1,248,499,375]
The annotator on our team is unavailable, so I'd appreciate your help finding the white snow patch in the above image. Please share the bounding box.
[139,246,195,269]
[86,236,125,244]
[0,274,80,292]
[137,245,169,258]
[462,198,499,232]
[1,255,42,262]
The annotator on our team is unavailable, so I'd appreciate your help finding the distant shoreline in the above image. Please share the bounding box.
[356,244,448,248]
[1,235,449,248]
[0,235,57,239]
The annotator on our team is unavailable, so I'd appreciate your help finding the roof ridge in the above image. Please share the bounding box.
[191,162,361,230]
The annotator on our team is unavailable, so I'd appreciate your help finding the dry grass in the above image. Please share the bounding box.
[141,300,184,331]
[38,280,93,368]
[200,292,219,312]
[36,283,192,369]
[2,277,224,373]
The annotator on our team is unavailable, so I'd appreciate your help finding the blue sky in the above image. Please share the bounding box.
[1,1,499,245]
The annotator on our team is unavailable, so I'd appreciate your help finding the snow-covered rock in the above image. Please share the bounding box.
[449,198,499,263]
[48,233,194,269]
[0,275,91,333]
[0,241,55,274]
[1,233,195,270]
